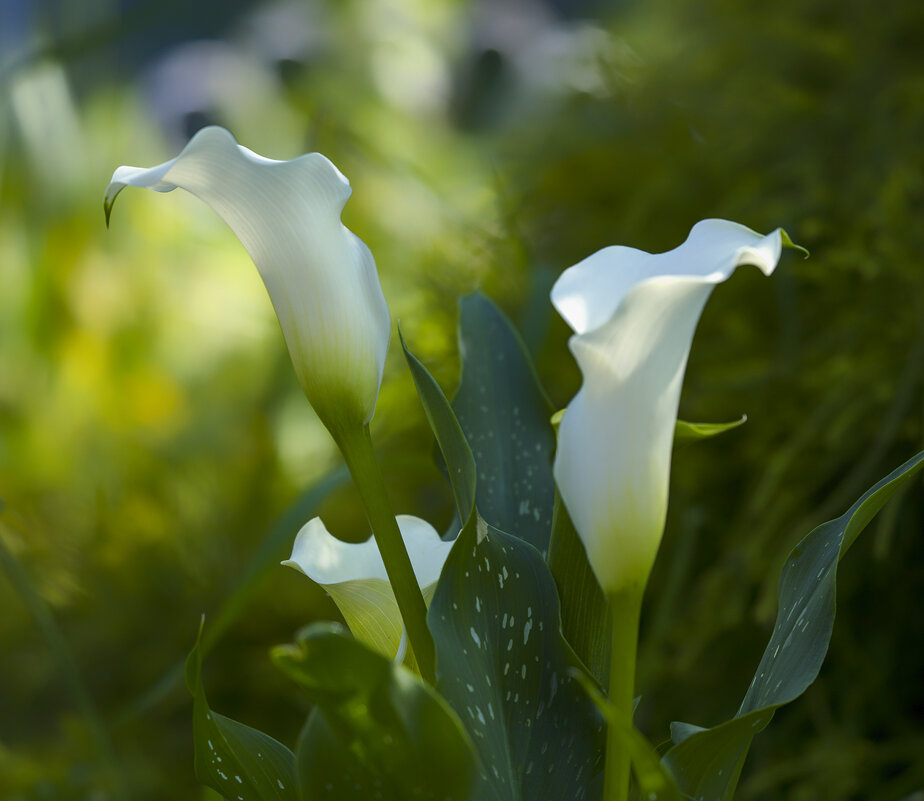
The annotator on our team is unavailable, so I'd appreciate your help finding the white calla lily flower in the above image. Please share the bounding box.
[552,219,792,594]
[105,126,390,435]
[282,515,452,665]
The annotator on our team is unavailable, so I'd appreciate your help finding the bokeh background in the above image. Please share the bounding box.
[1,0,923,798]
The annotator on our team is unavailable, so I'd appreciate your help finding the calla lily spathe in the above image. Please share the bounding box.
[552,219,791,594]
[282,515,453,665]
[105,126,390,436]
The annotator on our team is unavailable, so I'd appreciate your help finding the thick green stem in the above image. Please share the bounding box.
[603,587,644,801]
[334,424,436,684]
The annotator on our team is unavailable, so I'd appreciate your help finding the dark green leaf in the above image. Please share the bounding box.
[452,293,555,554]
[401,329,476,525]
[272,622,478,801]
[662,449,924,800]
[572,671,681,801]
[669,721,706,745]
[429,520,606,801]
[294,709,382,801]
[547,495,610,687]
[184,620,297,801]
[402,334,605,800]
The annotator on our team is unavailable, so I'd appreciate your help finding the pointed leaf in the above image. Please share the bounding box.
[401,330,476,525]
[452,293,556,554]
[669,721,706,746]
[674,416,747,447]
[547,495,610,687]
[185,620,297,801]
[780,230,810,258]
[272,622,477,801]
[402,337,605,800]
[429,518,606,801]
[662,449,924,800]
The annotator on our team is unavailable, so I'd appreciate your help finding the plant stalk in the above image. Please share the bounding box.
[334,424,436,684]
[603,587,644,801]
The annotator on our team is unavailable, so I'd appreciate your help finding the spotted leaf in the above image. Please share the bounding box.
[185,620,297,801]
[402,334,605,801]
[429,520,606,800]
[452,293,555,554]
[662,449,924,800]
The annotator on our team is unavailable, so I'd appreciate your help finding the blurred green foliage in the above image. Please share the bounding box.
[0,0,921,799]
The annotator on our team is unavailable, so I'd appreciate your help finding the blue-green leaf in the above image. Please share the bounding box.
[401,329,476,526]
[429,519,606,801]
[185,620,297,801]
[272,622,478,801]
[662,449,924,800]
[452,293,555,554]
[402,333,605,801]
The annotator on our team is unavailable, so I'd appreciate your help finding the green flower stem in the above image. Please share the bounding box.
[603,587,644,801]
[334,423,436,685]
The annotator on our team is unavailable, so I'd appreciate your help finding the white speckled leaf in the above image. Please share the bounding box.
[452,294,555,555]
[662,449,924,800]
[402,333,604,800]
[429,520,606,800]
[185,621,297,801]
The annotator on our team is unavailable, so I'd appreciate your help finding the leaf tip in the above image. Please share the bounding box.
[780,229,809,259]
[184,614,207,695]
[102,184,123,229]
[550,408,565,430]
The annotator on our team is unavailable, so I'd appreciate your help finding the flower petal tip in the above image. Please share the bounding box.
[280,558,305,575]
